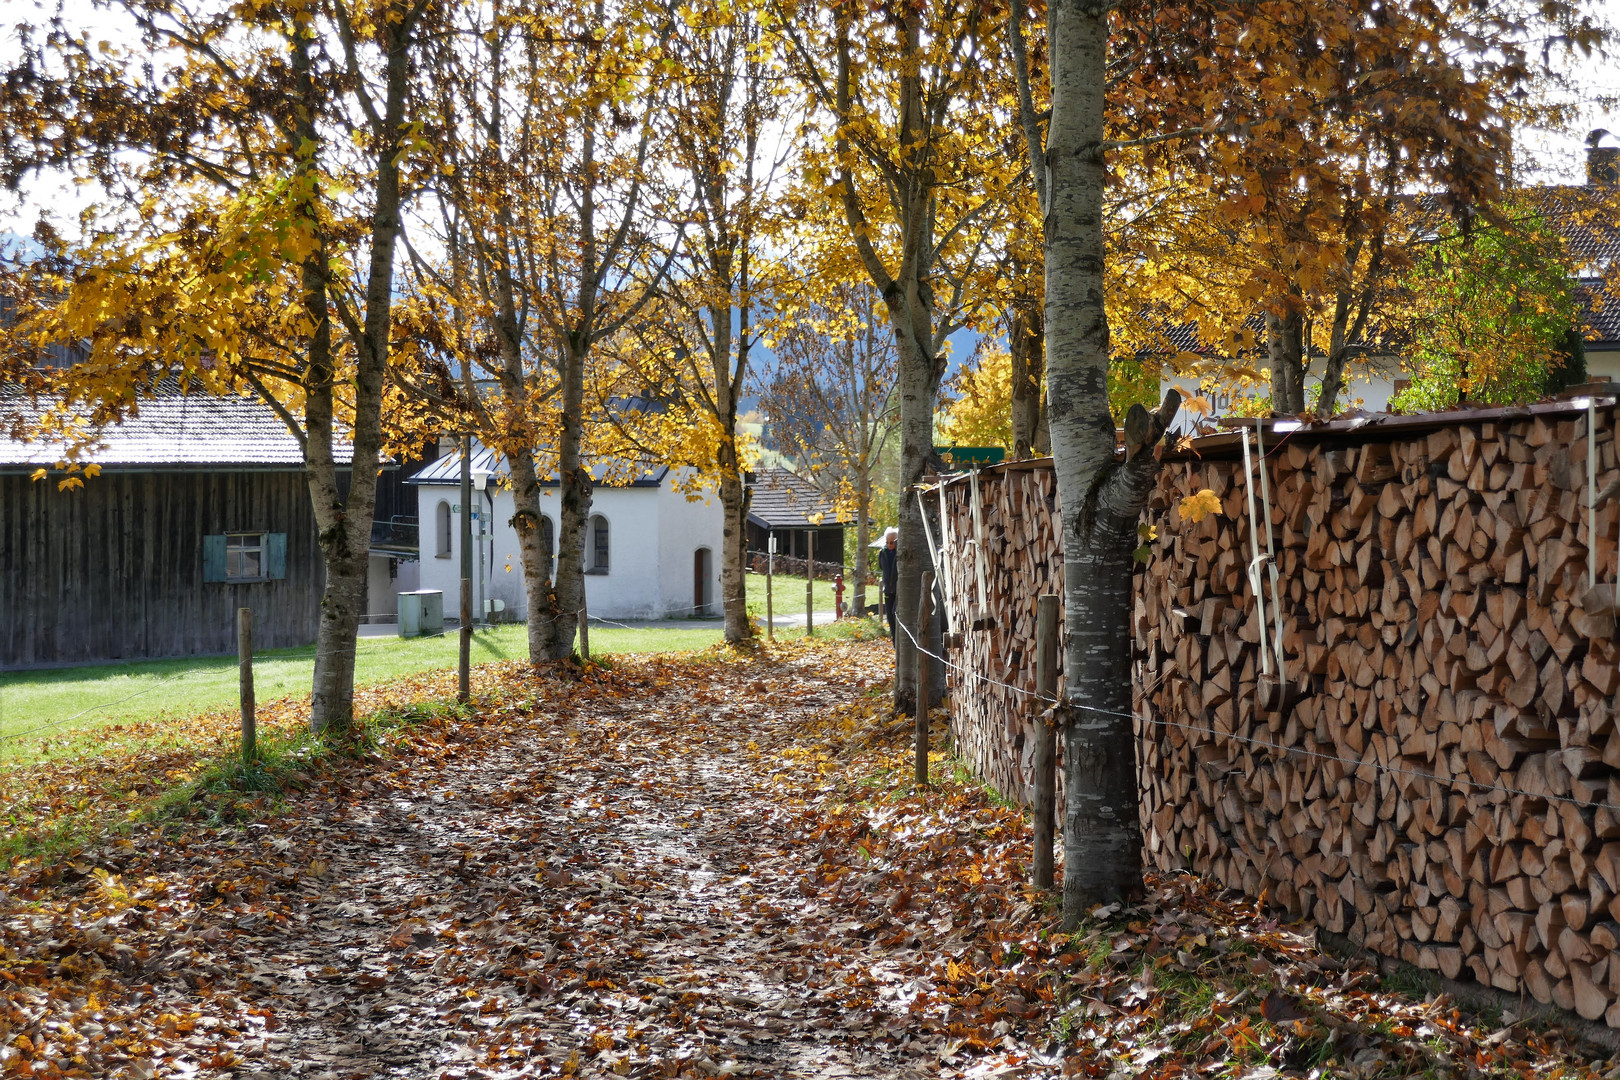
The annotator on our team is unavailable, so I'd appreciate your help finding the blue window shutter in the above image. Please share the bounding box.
[203,535,227,582]
[266,533,288,580]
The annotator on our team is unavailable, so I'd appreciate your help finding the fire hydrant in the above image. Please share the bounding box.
[834,573,845,620]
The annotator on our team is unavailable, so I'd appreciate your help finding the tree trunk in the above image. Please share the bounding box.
[549,338,591,660]
[1044,0,1179,917]
[1010,304,1049,458]
[1267,308,1306,415]
[852,462,871,617]
[890,320,938,712]
[296,14,402,736]
[509,448,562,661]
[718,466,750,642]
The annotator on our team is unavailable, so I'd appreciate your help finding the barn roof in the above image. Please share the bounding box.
[746,467,847,529]
[0,379,347,470]
[406,442,670,488]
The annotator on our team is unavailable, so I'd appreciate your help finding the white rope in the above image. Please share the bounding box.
[1255,424,1288,680]
[1240,428,1273,678]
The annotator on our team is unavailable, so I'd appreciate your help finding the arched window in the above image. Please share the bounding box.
[540,515,555,582]
[435,500,452,558]
[586,514,609,574]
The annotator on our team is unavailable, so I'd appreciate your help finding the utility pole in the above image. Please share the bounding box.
[458,435,472,705]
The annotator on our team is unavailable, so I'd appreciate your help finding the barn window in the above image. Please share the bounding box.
[586,514,610,574]
[203,533,286,583]
[227,533,264,580]
[436,500,452,558]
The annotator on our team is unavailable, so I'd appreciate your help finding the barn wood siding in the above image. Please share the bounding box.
[0,469,322,668]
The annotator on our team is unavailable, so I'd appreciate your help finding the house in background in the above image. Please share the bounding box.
[1159,136,1620,426]
[407,441,726,621]
[744,467,848,571]
[0,380,344,668]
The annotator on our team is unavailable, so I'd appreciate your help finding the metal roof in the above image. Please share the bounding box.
[406,441,670,488]
[746,467,847,529]
[0,379,347,470]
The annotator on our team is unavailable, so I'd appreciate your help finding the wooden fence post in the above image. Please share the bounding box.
[915,571,934,786]
[805,532,815,636]
[579,593,590,662]
[458,435,472,705]
[766,535,775,641]
[1032,594,1060,889]
[238,607,257,764]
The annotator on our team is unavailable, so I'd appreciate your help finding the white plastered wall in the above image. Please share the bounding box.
[412,474,725,620]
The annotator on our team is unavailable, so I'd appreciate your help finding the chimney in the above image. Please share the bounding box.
[1588,129,1619,186]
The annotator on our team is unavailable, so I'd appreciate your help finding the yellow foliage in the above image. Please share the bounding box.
[1178,489,1222,524]
[939,347,1013,453]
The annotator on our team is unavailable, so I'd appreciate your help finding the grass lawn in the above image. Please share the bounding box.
[745,570,878,620]
[0,622,720,760]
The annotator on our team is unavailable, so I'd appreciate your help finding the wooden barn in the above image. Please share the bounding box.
[0,381,344,668]
[744,467,847,571]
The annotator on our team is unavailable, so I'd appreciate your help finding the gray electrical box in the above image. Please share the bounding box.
[398,590,445,638]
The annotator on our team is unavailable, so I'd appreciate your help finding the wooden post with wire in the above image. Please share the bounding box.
[805,531,815,637]
[766,534,775,641]
[1031,593,1060,889]
[238,606,257,764]
[914,571,934,786]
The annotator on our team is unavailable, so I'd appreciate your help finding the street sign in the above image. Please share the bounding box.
[934,445,1006,469]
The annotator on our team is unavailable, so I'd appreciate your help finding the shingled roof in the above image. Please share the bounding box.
[406,441,670,487]
[0,378,347,470]
[746,467,846,529]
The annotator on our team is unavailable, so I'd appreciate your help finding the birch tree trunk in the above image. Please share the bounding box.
[718,467,750,638]
[1042,0,1180,916]
[510,450,562,659]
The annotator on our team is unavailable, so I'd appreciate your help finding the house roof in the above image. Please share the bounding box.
[746,467,847,529]
[0,378,345,470]
[1133,178,1620,364]
[406,441,670,488]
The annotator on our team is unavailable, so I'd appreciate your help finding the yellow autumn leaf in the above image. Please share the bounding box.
[29,468,47,482]
[1179,489,1222,523]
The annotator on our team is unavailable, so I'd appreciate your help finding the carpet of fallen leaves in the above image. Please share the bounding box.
[3,639,1619,1079]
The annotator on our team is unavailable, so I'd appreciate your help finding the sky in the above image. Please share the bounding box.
[1,0,1617,394]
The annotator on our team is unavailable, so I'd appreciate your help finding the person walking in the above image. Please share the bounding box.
[878,527,898,641]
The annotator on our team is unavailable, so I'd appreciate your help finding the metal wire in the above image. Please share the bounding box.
[900,614,1620,818]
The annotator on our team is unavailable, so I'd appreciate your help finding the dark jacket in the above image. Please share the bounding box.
[878,545,897,596]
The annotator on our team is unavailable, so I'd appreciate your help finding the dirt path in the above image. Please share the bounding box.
[47,644,1048,1080]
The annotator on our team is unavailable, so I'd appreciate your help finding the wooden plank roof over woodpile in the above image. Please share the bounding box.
[745,467,847,529]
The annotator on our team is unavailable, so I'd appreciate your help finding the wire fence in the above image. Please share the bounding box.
[0,607,754,748]
[895,616,1620,819]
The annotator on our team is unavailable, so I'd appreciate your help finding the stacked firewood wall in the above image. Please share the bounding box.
[937,464,1065,809]
[1138,409,1620,1022]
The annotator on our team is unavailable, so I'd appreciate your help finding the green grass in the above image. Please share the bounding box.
[0,623,719,760]
[746,570,872,620]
